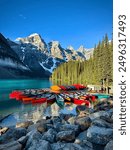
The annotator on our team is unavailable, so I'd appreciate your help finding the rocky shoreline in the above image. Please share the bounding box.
[0,99,113,150]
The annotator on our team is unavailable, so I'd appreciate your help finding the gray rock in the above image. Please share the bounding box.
[51,142,65,150]
[58,124,80,135]
[104,140,113,150]
[92,119,113,128]
[42,128,57,143]
[37,123,47,133]
[51,142,93,150]
[25,130,42,149]
[76,105,94,117]
[94,100,113,111]
[60,114,74,121]
[36,119,47,124]
[52,116,62,124]
[54,122,63,132]
[79,140,93,150]
[0,127,27,144]
[56,130,75,142]
[75,130,88,143]
[27,124,37,132]
[100,115,113,123]
[75,131,93,150]
[16,121,33,128]
[27,140,51,150]
[17,136,28,146]
[67,116,76,124]
[107,108,113,117]
[87,126,113,145]
[46,124,54,130]
[75,117,91,131]
[89,111,111,121]
[0,127,9,135]
[0,141,22,150]
[37,140,51,150]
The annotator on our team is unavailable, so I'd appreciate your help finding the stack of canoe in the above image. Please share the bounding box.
[9,93,98,109]
[51,84,86,91]
[10,84,110,108]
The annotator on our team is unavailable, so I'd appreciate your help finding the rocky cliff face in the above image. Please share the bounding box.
[0,33,30,79]
[16,33,48,54]
[0,33,94,78]
[15,33,93,61]
[77,45,94,60]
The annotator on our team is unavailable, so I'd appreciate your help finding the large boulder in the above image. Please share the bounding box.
[75,117,91,131]
[25,130,42,149]
[51,142,93,150]
[27,124,37,132]
[92,118,113,128]
[0,127,27,144]
[17,136,28,146]
[74,130,88,144]
[104,140,113,150]
[37,140,51,150]
[58,124,80,135]
[27,140,51,150]
[0,141,22,150]
[52,116,62,125]
[56,130,75,142]
[89,111,111,121]
[27,120,48,133]
[42,128,57,143]
[37,123,47,133]
[36,119,47,124]
[87,126,113,145]
[75,130,93,150]
[76,105,94,117]
[94,100,113,111]
[0,127,9,135]
[16,121,34,128]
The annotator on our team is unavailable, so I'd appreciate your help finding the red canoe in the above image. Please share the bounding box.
[32,98,47,104]
[9,91,23,99]
[72,98,90,107]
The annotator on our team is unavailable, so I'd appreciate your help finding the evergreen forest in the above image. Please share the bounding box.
[51,34,113,87]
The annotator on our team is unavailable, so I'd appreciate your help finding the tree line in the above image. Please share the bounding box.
[51,34,113,86]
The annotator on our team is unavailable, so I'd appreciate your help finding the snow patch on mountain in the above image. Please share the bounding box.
[39,57,57,73]
[29,33,40,37]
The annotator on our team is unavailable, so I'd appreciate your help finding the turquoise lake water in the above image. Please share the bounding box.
[0,79,77,126]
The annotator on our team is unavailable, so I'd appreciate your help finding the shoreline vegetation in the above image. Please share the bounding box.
[51,34,113,88]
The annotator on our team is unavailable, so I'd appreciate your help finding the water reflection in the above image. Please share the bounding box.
[0,79,81,127]
[0,102,77,127]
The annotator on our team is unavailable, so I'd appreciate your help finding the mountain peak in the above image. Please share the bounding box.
[51,41,60,46]
[29,33,40,37]
[16,33,42,43]
[77,45,85,52]
[15,33,48,53]
[67,45,74,51]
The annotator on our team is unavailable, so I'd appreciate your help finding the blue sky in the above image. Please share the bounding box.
[0,0,113,49]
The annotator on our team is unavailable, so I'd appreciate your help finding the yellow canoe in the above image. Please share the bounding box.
[50,85,61,91]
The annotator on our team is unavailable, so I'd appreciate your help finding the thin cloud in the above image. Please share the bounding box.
[19,14,27,19]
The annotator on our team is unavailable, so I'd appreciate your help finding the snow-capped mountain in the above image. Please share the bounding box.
[8,39,64,77]
[14,33,93,61]
[0,33,94,78]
